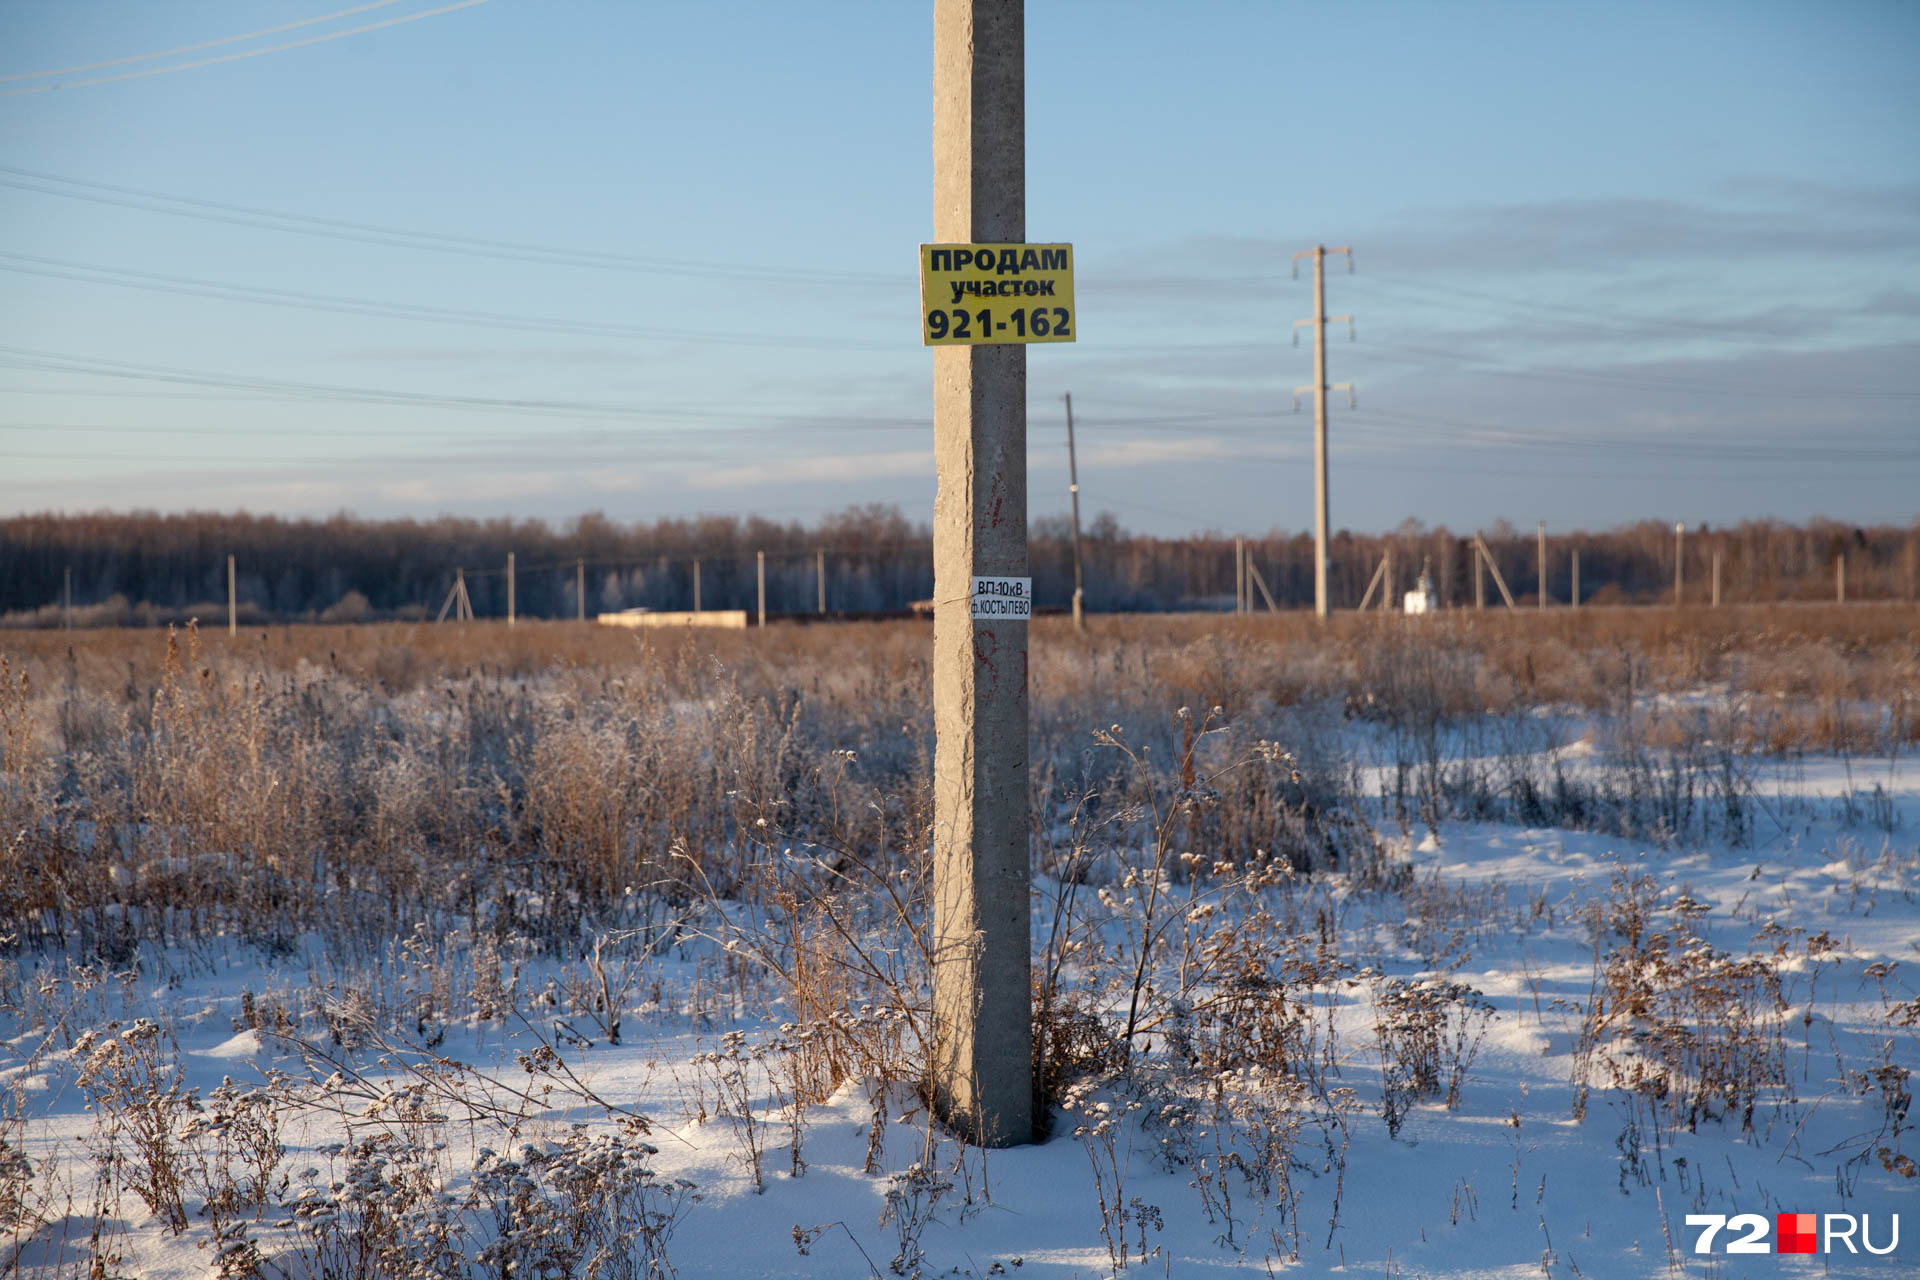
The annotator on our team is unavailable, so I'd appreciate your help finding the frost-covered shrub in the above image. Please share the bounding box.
[287,1131,463,1280]
[472,1121,690,1280]
[74,1019,195,1234]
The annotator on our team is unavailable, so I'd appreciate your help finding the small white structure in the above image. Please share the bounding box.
[1403,563,1438,615]
[597,608,749,630]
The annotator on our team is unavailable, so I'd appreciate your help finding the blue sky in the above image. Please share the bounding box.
[1,0,1915,537]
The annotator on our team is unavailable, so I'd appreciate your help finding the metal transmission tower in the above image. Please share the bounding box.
[1292,245,1354,620]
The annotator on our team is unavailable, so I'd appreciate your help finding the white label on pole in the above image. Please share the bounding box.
[970,575,1032,620]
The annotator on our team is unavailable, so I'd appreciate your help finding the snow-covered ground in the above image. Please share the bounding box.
[3,752,1914,1279]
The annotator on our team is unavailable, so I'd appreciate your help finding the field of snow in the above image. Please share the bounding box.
[7,767,1912,1277]
[1,616,1914,1278]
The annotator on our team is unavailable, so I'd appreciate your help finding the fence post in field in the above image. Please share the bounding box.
[1357,550,1389,611]
[1063,390,1086,631]
[929,0,1033,1148]
[1537,521,1547,609]
[1247,558,1281,613]
[436,569,473,623]
[1674,523,1685,606]
[1236,537,1245,614]
[1473,535,1518,610]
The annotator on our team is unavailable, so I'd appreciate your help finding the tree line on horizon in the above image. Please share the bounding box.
[1,506,1914,627]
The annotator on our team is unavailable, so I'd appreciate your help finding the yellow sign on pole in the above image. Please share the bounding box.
[919,243,1075,346]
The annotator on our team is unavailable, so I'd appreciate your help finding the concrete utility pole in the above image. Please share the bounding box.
[507,552,516,627]
[1063,392,1085,631]
[577,559,586,622]
[930,0,1032,1148]
[692,557,702,613]
[1537,522,1547,609]
[1674,523,1685,607]
[1292,244,1353,620]
[227,555,237,635]
[757,550,766,627]
[817,548,827,615]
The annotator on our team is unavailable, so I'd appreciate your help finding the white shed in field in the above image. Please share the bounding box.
[1403,564,1438,615]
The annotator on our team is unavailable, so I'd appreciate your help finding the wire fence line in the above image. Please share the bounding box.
[6,514,1916,628]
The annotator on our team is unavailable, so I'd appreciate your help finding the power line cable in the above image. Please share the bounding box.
[0,345,926,426]
[1353,337,1920,399]
[0,251,907,352]
[1342,407,1915,463]
[0,1,412,81]
[0,166,901,287]
[1340,275,1803,342]
[1,1,492,97]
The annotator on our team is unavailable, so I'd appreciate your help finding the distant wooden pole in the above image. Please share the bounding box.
[439,569,468,623]
[1235,537,1245,614]
[1837,553,1846,604]
[64,564,72,630]
[577,558,586,622]
[1473,535,1518,609]
[817,548,827,614]
[1063,392,1086,631]
[1385,545,1394,611]
[507,552,516,626]
[1357,552,1388,611]
[693,557,702,612]
[1474,540,1486,610]
[1571,548,1580,609]
[1674,523,1685,607]
[1537,521,1547,609]
[1712,550,1722,607]
[1291,244,1352,620]
[226,554,237,635]
[757,550,766,626]
[1246,558,1281,614]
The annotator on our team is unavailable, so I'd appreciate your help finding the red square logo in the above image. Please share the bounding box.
[1777,1213,1818,1254]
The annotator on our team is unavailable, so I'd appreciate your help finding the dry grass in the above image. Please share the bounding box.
[0,603,1912,957]
[1,602,1913,1276]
